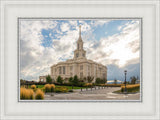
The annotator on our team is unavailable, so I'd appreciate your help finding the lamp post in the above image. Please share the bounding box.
[124,70,127,93]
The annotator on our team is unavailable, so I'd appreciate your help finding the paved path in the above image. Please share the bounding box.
[44,87,140,100]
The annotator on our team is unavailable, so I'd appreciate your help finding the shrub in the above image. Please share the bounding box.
[103,84,124,87]
[121,84,140,92]
[96,78,106,84]
[78,82,85,87]
[20,87,34,100]
[99,84,105,86]
[44,84,51,92]
[28,89,34,99]
[41,87,45,92]
[50,84,55,92]
[35,89,44,100]
[55,86,68,93]
[95,78,101,84]
[31,84,36,89]
[87,76,94,83]
[84,83,93,87]
[57,76,63,84]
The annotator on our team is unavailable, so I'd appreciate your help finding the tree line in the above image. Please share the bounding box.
[46,75,107,86]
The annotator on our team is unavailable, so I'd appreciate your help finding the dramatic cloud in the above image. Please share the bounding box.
[19,19,140,81]
[86,20,140,68]
[60,22,70,32]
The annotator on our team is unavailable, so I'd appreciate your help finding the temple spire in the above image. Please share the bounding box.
[79,25,81,37]
[78,25,82,41]
[74,25,86,59]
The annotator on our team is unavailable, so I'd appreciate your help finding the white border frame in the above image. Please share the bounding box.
[0,0,159,120]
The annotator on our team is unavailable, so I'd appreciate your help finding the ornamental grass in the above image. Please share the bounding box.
[44,84,51,92]
[121,84,140,92]
[31,84,36,89]
[99,84,106,86]
[35,89,44,100]
[105,84,124,87]
[84,83,93,87]
[20,87,34,100]
[50,84,55,92]
[55,86,68,93]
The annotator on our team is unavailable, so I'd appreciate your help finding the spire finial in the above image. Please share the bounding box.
[79,25,81,37]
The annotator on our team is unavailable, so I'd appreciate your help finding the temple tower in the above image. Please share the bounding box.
[74,25,86,59]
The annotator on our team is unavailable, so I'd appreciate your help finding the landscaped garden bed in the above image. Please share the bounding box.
[113,84,140,93]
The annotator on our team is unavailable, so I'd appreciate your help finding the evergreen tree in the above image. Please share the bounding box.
[73,75,79,86]
[57,76,63,84]
[130,76,137,84]
[46,75,52,83]
[69,77,73,85]
[114,78,117,84]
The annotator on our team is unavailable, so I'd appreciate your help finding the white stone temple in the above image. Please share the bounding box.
[39,25,107,83]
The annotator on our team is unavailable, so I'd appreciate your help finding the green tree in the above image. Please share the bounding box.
[87,76,94,83]
[69,77,73,85]
[96,78,106,84]
[114,78,117,84]
[95,78,101,84]
[130,76,137,84]
[83,77,87,83]
[20,79,26,85]
[73,75,79,86]
[102,78,107,84]
[57,76,63,84]
[46,75,52,83]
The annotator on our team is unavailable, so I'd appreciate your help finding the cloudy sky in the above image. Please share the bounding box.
[19,19,140,82]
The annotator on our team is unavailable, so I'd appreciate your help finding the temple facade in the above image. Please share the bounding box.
[39,26,107,83]
[50,25,107,83]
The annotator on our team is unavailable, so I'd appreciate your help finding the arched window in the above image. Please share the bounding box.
[76,53,79,58]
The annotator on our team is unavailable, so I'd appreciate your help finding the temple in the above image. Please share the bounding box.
[40,25,107,83]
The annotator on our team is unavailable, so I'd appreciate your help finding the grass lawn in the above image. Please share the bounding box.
[27,85,87,90]
[56,85,87,90]
[27,85,44,89]
[113,88,140,94]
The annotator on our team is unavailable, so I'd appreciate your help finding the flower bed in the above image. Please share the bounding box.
[121,84,140,92]
[84,83,93,87]
[55,86,68,93]
[105,84,124,87]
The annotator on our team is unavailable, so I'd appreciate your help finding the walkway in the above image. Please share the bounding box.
[44,87,140,100]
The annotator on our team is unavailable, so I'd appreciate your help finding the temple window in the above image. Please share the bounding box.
[80,65,83,70]
[63,66,65,74]
[59,67,61,74]
[70,72,72,76]
[76,53,79,58]
[80,72,83,78]
[70,66,73,71]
